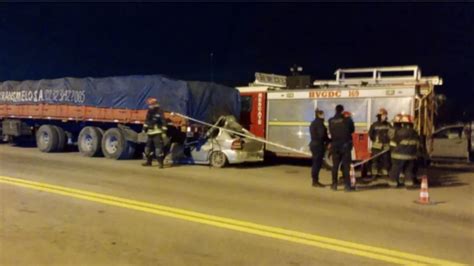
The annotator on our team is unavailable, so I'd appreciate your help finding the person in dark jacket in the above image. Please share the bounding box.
[328,104,355,191]
[389,114,420,187]
[309,109,330,187]
[142,97,168,168]
[368,108,392,178]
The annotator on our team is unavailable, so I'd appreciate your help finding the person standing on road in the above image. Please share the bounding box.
[388,114,402,140]
[328,104,355,191]
[309,109,330,188]
[389,114,420,187]
[142,97,168,169]
[368,108,392,178]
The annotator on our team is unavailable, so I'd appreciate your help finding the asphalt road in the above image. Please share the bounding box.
[0,145,473,265]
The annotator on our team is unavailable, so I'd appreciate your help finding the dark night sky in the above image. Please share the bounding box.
[0,3,473,122]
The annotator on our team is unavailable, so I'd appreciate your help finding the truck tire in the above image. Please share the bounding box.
[102,128,135,160]
[36,125,59,153]
[52,125,67,152]
[78,126,103,157]
[210,151,228,168]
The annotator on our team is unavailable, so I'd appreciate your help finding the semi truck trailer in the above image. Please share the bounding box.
[0,75,240,160]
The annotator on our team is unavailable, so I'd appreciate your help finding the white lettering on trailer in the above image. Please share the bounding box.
[0,89,85,104]
[267,87,415,99]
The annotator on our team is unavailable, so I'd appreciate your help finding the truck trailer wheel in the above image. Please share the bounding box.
[210,151,228,168]
[78,126,103,157]
[102,128,135,160]
[52,125,67,152]
[36,125,59,153]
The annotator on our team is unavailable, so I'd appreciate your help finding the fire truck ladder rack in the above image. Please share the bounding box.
[313,65,442,87]
[335,65,420,85]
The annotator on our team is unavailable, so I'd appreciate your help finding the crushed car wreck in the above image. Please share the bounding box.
[166,115,264,167]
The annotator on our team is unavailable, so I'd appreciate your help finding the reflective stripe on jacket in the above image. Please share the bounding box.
[144,106,167,136]
[147,125,164,135]
[391,153,417,160]
[391,127,420,160]
[369,120,392,151]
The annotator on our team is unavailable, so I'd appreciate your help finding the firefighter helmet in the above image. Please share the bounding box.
[378,108,388,116]
[146,97,158,106]
[400,114,413,123]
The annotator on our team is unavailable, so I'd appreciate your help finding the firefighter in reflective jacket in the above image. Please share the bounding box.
[368,108,392,177]
[389,114,420,187]
[328,105,355,191]
[309,109,330,188]
[142,98,168,168]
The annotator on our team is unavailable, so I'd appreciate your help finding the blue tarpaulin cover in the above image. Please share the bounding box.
[0,75,240,123]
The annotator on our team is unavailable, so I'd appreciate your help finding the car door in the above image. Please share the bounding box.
[190,137,213,162]
[431,126,468,159]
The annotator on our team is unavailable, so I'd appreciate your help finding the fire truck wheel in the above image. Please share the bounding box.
[323,149,333,169]
[36,125,59,153]
[78,126,103,157]
[210,151,227,168]
[102,128,136,160]
[52,125,67,152]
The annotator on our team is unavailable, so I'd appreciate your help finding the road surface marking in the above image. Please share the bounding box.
[0,175,465,266]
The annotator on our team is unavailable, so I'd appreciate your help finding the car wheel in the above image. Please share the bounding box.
[210,151,227,168]
[36,125,59,152]
[102,128,135,160]
[78,126,103,157]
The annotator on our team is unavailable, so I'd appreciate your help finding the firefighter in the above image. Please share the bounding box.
[389,114,420,187]
[142,97,168,168]
[388,113,403,150]
[389,114,403,139]
[368,108,392,178]
[309,108,330,187]
[328,104,355,191]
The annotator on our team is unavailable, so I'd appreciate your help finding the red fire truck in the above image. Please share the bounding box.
[238,66,442,166]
